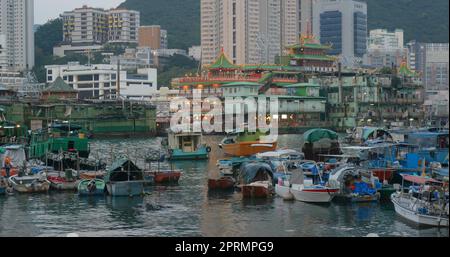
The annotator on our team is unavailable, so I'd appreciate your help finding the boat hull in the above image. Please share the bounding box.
[48,177,80,191]
[153,171,181,184]
[169,148,209,160]
[291,185,338,203]
[391,193,449,227]
[221,141,277,157]
[106,181,144,197]
[242,183,271,198]
[78,179,106,196]
[8,176,50,193]
[275,184,294,200]
[208,177,235,190]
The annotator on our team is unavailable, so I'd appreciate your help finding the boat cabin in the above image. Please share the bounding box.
[168,132,203,153]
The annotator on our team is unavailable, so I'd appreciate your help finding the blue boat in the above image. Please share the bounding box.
[406,131,449,165]
[105,159,145,197]
[167,128,210,160]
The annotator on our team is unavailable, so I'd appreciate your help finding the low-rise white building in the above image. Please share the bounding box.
[45,62,157,99]
[188,46,201,61]
[0,70,27,88]
[365,29,406,68]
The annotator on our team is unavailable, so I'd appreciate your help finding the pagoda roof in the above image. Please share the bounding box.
[43,77,77,93]
[222,82,261,87]
[398,61,416,77]
[207,50,240,70]
[290,54,336,61]
[287,43,332,50]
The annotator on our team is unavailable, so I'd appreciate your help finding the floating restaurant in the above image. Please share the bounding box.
[171,35,426,132]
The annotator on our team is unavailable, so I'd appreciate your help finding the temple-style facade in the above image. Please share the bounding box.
[170,37,425,131]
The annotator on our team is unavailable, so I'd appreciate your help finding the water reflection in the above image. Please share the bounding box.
[0,135,448,237]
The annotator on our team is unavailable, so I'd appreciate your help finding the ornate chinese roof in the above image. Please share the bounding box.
[43,77,77,93]
[398,61,416,77]
[207,49,240,70]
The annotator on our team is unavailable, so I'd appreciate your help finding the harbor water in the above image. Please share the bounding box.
[0,135,448,237]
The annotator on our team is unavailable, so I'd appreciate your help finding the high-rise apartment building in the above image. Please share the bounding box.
[298,0,314,35]
[313,0,367,66]
[201,0,300,66]
[0,0,34,71]
[62,6,108,45]
[108,8,140,43]
[0,34,7,70]
[62,6,139,45]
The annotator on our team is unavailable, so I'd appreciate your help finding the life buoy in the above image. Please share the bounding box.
[206,146,212,153]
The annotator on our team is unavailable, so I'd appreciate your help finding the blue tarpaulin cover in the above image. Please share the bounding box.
[353,182,376,196]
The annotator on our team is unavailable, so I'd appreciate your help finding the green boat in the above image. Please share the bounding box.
[78,179,106,196]
[28,122,90,159]
[167,128,210,160]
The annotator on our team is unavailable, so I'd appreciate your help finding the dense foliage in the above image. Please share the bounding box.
[119,0,201,49]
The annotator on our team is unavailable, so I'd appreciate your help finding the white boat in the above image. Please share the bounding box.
[275,179,294,200]
[391,175,449,227]
[290,184,339,203]
[8,172,50,193]
[283,166,339,203]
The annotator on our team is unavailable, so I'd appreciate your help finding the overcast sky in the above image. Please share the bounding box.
[35,0,124,24]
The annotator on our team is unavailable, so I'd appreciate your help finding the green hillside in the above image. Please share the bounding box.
[119,0,449,49]
[119,0,200,50]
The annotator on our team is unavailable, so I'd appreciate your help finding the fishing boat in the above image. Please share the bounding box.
[287,163,338,203]
[0,177,8,195]
[79,171,106,180]
[302,129,341,162]
[78,179,106,196]
[275,176,294,200]
[145,156,182,184]
[406,131,449,166]
[345,127,393,145]
[238,162,274,198]
[167,127,210,160]
[208,176,236,191]
[8,172,50,193]
[391,174,449,227]
[219,129,277,157]
[105,159,145,197]
[47,169,80,191]
[328,165,381,202]
[0,145,27,177]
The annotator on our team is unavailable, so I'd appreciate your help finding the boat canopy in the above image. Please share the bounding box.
[0,145,26,167]
[362,127,392,141]
[256,149,303,159]
[303,129,339,144]
[239,162,273,184]
[105,158,144,182]
[401,174,441,185]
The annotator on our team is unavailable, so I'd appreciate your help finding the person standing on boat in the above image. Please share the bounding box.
[3,156,12,178]
[311,164,320,185]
